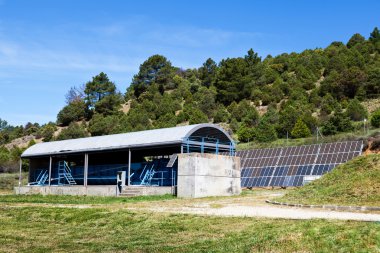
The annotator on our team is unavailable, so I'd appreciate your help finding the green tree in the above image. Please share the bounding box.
[39,123,57,142]
[188,108,209,124]
[88,114,121,136]
[24,122,40,135]
[154,113,177,128]
[228,100,259,126]
[57,100,87,126]
[321,120,338,135]
[124,107,152,131]
[255,120,277,142]
[229,118,239,133]
[193,87,217,118]
[366,67,380,97]
[347,33,365,48]
[321,106,353,135]
[56,123,88,140]
[128,55,175,97]
[215,56,254,104]
[369,27,380,44]
[320,93,337,115]
[261,107,279,125]
[291,118,312,138]
[277,105,298,138]
[346,98,368,121]
[94,93,123,115]
[198,58,217,88]
[370,109,380,128]
[0,118,9,130]
[237,126,255,143]
[213,105,230,123]
[84,72,121,114]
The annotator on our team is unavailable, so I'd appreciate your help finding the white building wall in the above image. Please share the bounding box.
[177,153,241,198]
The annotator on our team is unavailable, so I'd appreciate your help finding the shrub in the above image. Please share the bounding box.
[56,123,88,140]
[39,124,57,142]
[154,113,177,128]
[346,98,368,121]
[237,126,255,143]
[213,106,229,123]
[188,108,209,125]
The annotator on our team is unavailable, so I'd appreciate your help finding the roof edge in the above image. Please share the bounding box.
[184,123,234,144]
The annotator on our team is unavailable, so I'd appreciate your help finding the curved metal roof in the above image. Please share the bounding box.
[21,123,234,158]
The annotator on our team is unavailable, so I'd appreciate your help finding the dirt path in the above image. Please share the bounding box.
[3,190,380,221]
[145,205,380,222]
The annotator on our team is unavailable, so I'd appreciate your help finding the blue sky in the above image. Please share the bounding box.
[0,0,379,126]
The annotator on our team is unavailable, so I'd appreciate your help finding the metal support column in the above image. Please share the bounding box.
[128,149,131,186]
[84,153,88,187]
[18,159,22,187]
[48,156,52,186]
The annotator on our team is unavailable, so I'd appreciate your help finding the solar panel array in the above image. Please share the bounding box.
[237,141,363,188]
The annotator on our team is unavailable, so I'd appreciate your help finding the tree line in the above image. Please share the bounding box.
[1,27,380,171]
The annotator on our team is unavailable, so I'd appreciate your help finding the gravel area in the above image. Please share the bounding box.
[151,205,380,221]
[3,190,380,222]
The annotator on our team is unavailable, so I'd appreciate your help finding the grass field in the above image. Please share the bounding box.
[0,205,379,253]
[276,154,380,207]
[1,154,380,252]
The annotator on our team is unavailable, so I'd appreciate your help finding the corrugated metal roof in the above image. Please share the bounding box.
[21,123,233,158]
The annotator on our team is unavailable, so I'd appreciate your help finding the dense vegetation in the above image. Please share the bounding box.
[276,154,380,206]
[1,28,380,172]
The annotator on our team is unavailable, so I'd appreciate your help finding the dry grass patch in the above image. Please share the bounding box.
[276,154,380,207]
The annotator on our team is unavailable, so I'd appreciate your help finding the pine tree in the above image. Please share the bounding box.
[255,120,277,142]
[84,72,121,115]
[291,118,311,138]
[198,58,217,88]
[371,109,380,128]
[369,27,380,43]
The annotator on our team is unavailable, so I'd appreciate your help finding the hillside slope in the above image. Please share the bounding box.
[276,154,380,207]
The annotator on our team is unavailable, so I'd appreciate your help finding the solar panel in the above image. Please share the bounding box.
[237,141,363,188]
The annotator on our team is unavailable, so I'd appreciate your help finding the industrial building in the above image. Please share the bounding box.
[17,123,363,198]
[17,124,241,198]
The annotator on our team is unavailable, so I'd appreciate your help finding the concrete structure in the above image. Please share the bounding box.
[16,124,239,198]
[16,185,173,197]
[177,153,241,198]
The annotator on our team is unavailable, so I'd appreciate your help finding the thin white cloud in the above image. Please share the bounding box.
[0,17,267,125]
[0,20,265,75]
[144,26,263,48]
[0,39,140,73]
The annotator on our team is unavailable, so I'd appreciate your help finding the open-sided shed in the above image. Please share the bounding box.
[18,124,241,197]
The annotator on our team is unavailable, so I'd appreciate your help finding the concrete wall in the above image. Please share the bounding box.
[15,185,118,196]
[15,185,173,197]
[177,153,241,198]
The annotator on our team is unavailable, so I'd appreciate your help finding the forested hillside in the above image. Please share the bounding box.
[1,28,380,172]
